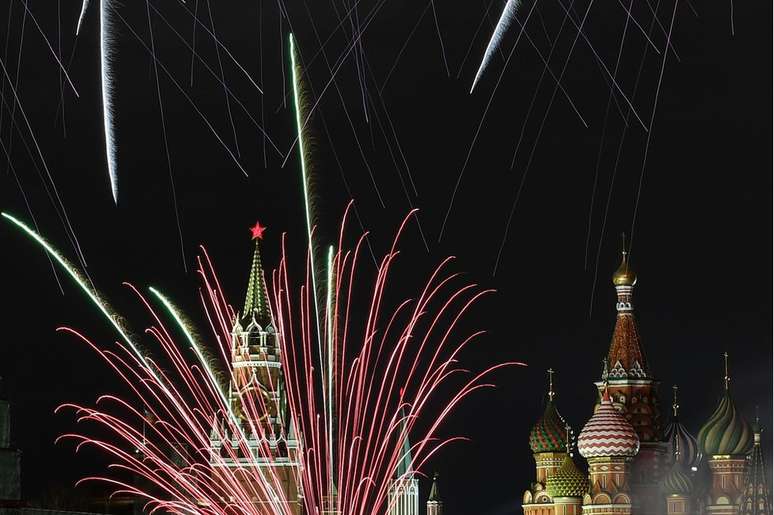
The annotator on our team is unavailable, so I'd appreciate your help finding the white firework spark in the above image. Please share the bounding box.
[100,0,118,204]
[471,0,521,93]
[76,0,90,35]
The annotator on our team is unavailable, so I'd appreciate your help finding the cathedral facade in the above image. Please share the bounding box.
[520,250,772,515]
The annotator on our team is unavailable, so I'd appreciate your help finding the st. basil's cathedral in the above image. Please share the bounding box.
[520,250,772,515]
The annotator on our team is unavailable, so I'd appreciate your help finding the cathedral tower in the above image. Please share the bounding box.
[522,369,569,515]
[578,389,640,515]
[595,245,667,514]
[660,399,694,515]
[210,222,303,514]
[697,354,753,515]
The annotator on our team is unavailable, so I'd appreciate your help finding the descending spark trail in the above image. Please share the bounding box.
[470,0,521,93]
[4,209,522,515]
[288,32,325,424]
[100,0,118,204]
[76,0,90,35]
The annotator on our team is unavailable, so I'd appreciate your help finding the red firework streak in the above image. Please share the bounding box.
[46,206,524,515]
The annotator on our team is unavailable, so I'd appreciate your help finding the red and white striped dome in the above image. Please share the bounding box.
[578,392,640,458]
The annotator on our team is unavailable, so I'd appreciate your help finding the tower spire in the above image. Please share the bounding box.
[242,221,270,326]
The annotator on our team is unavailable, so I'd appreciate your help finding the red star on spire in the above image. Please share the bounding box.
[250,221,267,240]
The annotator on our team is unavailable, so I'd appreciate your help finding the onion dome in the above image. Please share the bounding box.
[697,390,752,457]
[697,354,753,457]
[664,386,700,468]
[530,401,567,453]
[612,247,637,287]
[661,462,693,496]
[546,455,589,498]
[529,369,567,453]
[578,390,640,458]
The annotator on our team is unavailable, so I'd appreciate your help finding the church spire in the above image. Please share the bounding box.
[242,221,270,326]
[606,236,649,379]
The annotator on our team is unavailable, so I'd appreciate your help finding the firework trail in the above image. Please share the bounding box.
[100,0,118,204]
[4,209,522,514]
[76,0,90,35]
[470,0,521,93]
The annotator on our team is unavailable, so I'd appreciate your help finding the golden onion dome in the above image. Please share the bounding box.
[612,251,637,286]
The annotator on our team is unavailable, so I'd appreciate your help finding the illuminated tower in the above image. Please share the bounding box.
[595,244,666,514]
[210,222,303,514]
[740,415,772,515]
[697,353,753,515]
[0,377,21,503]
[522,369,569,514]
[426,473,443,515]
[578,389,640,515]
[387,419,419,515]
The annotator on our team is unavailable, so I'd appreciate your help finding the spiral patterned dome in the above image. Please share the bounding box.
[697,390,752,457]
[529,400,567,453]
[664,420,700,468]
[578,393,640,458]
[546,455,588,498]
[661,462,693,496]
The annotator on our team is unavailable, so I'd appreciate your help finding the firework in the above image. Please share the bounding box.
[100,0,118,204]
[5,209,522,514]
[470,0,521,93]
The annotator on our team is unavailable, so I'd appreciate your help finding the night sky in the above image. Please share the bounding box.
[0,1,771,514]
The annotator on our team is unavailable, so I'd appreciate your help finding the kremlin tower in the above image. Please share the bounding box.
[388,413,419,515]
[426,474,443,515]
[209,222,303,514]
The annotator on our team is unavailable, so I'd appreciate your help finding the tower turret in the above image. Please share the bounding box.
[388,411,419,515]
[426,473,443,515]
[740,414,772,515]
[594,241,666,515]
[522,369,568,515]
[697,353,752,515]
[209,221,302,514]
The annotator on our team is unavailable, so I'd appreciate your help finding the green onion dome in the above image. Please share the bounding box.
[529,400,567,453]
[697,390,752,457]
[661,462,693,496]
[546,455,588,498]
